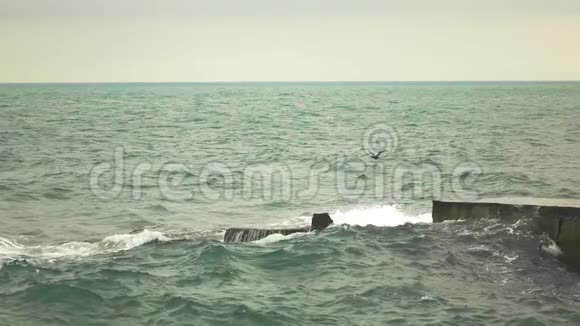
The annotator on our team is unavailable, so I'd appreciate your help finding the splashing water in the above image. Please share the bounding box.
[248,205,432,244]
[329,205,432,227]
[286,204,431,227]
[0,230,170,264]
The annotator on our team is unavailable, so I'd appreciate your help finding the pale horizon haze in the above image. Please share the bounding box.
[2,0,580,83]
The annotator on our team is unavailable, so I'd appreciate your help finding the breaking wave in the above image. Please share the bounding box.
[0,230,170,266]
[254,204,432,244]
[0,205,432,259]
[329,205,431,227]
[283,204,431,228]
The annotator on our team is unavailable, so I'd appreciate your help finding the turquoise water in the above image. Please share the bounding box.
[1,82,580,325]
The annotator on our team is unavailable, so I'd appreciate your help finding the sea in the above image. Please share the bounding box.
[0,82,579,325]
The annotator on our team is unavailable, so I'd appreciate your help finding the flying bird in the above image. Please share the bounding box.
[369,150,386,160]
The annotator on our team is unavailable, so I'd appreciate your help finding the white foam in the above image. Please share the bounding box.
[253,203,431,245]
[278,204,431,231]
[541,239,563,257]
[100,230,170,250]
[420,295,434,302]
[1,205,432,256]
[327,204,431,227]
[0,230,168,263]
[252,231,308,245]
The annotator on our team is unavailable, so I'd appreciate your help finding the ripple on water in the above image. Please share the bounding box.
[1,83,580,324]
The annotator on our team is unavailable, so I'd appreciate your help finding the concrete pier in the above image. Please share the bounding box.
[224,213,333,243]
[432,198,580,269]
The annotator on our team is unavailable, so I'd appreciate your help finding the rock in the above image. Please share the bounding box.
[311,213,333,231]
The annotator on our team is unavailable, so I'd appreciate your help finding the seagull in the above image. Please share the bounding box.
[369,150,386,160]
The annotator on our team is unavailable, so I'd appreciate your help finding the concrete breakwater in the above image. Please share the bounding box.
[224,213,334,243]
[432,198,580,270]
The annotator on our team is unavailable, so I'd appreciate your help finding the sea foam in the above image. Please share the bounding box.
[329,204,431,227]
[255,204,432,244]
[0,230,169,263]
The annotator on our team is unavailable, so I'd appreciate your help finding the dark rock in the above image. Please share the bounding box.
[311,213,333,231]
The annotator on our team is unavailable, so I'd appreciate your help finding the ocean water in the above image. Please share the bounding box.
[0,82,579,325]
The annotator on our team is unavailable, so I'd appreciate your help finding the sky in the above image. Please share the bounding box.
[1,0,580,82]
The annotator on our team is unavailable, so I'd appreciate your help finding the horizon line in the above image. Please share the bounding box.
[1,80,580,85]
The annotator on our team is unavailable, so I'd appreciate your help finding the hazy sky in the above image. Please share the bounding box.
[2,0,580,82]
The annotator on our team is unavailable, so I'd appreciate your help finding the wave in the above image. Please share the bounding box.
[254,204,432,244]
[253,232,309,245]
[0,230,171,265]
[284,204,431,228]
[329,205,431,227]
[1,205,432,261]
